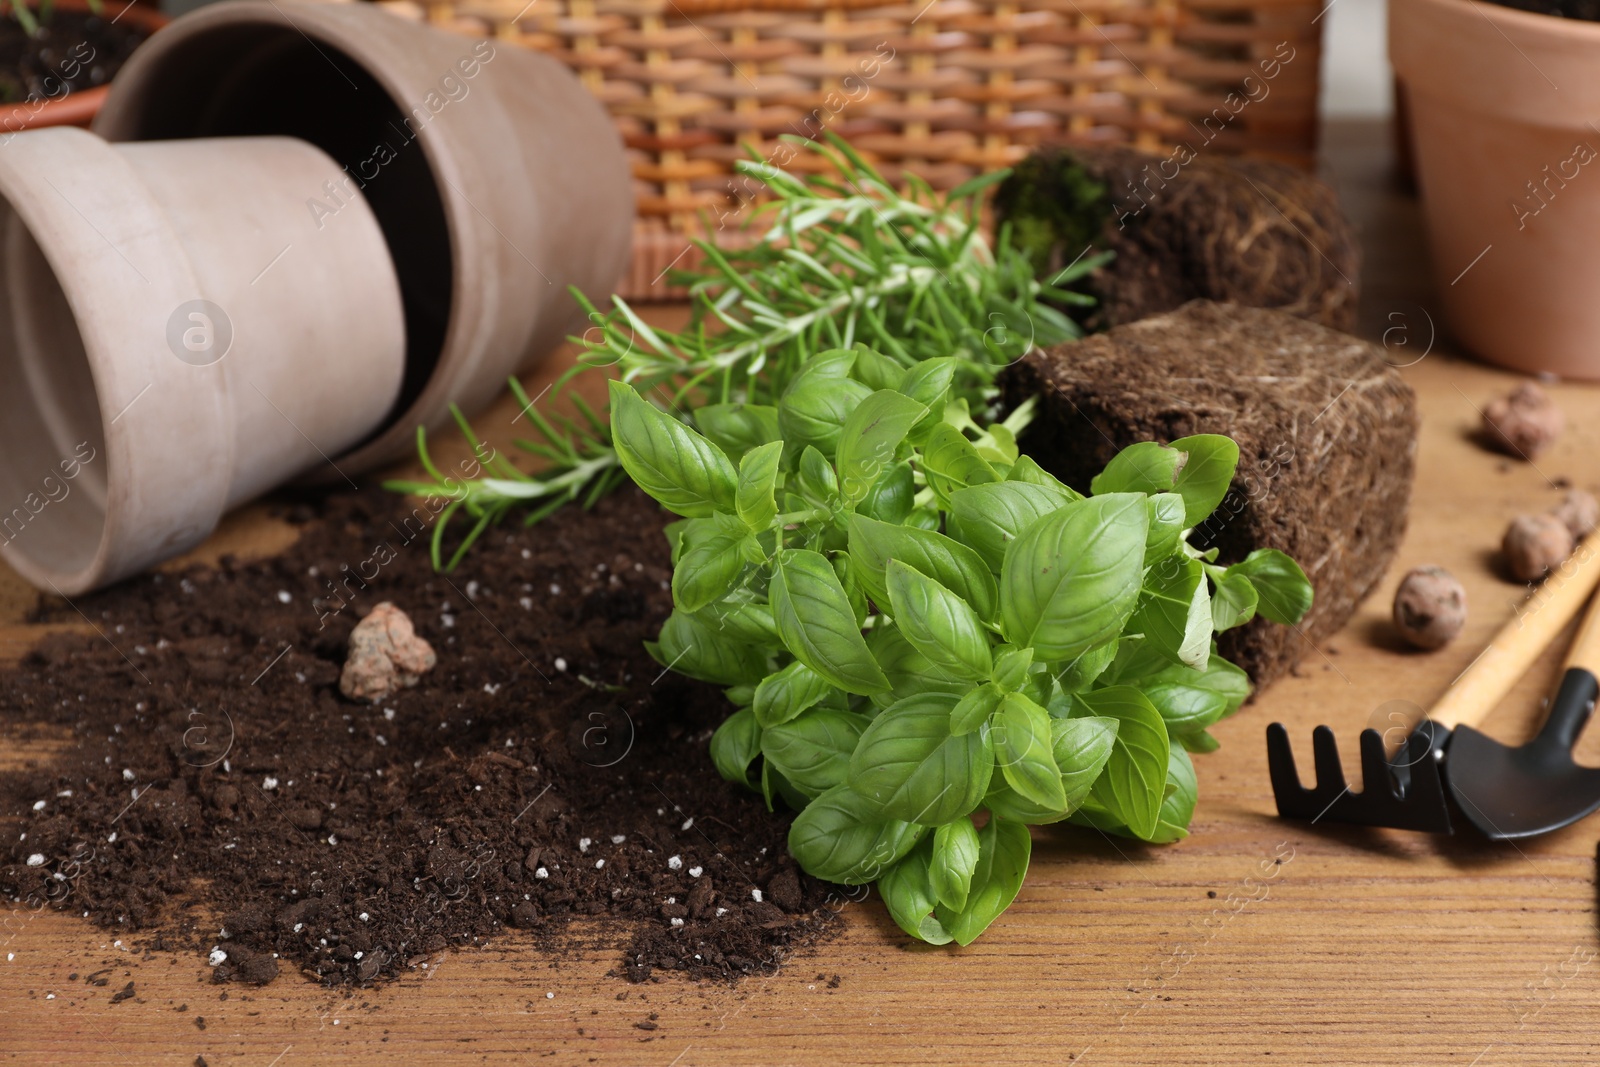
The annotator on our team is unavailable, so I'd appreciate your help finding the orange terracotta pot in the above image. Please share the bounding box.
[0,0,167,135]
[1392,0,1600,379]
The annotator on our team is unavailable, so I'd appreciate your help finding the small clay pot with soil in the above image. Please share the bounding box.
[1393,0,1600,377]
[0,0,166,133]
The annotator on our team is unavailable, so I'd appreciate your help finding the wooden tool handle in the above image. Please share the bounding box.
[1430,536,1600,731]
[1565,581,1600,676]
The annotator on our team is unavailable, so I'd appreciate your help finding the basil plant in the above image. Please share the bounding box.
[607,347,1312,946]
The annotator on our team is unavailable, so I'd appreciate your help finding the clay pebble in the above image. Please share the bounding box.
[1392,566,1468,650]
[1482,382,1564,459]
[339,601,438,702]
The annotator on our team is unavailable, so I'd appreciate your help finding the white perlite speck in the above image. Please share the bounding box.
[667,855,683,870]
[751,889,763,903]
[359,912,370,922]
[670,917,684,927]
[611,835,626,844]
[578,837,592,853]
[277,591,292,604]
[681,817,694,831]
[688,866,704,878]
[262,777,279,791]
[32,800,45,811]
[121,769,135,782]
[715,908,728,918]
[554,658,568,672]
[595,859,605,869]
[535,867,549,879]
[208,948,227,966]
[25,854,44,867]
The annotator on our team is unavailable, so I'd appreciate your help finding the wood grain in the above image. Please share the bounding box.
[2,120,1599,1066]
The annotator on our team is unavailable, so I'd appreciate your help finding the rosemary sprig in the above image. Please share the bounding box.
[384,133,1106,570]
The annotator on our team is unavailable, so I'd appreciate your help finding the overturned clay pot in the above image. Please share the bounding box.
[0,126,404,595]
[94,0,635,473]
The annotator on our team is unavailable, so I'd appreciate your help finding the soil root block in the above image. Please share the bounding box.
[995,144,1360,332]
[1001,300,1418,687]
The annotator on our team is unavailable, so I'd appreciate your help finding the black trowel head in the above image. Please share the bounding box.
[1446,668,1600,840]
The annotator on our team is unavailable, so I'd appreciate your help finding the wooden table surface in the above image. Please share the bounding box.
[5,120,1599,1066]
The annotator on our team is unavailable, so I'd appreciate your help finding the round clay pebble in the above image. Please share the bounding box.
[1482,382,1564,459]
[1392,566,1468,650]
[1550,488,1600,539]
[1502,513,1575,583]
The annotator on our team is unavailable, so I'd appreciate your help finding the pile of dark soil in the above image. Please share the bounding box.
[0,487,837,987]
[994,144,1359,333]
[0,11,150,105]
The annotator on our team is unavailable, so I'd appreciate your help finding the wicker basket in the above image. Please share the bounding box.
[388,0,1325,299]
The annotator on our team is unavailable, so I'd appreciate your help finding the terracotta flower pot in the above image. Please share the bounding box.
[94,0,635,472]
[1392,0,1600,378]
[0,0,169,135]
[0,126,405,595]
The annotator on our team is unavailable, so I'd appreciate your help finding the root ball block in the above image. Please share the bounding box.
[1001,300,1418,687]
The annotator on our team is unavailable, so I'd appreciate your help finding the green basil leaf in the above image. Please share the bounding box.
[921,422,1000,503]
[999,493,1148,661]
[724,684,756,707]
[995,692,1066,811]
[771,549,889,695]
[1127,556,1212,670]
[760,706,866,798]
[651,609,768,685]
[694,402,780,462]
[608,380,736,517]
[898,356,957,410]
[857,462,915,524]
[1145,492,1186,560]
[847,514,999,621]
[664,518,691,564]
[982,776,1063,823]
[1149,746,1198,843]
[836,390,927,507]
[1210,567,1260,631]
[736,440,782,531]
[1101,633,1172,686]
[1230,549,1314,625]
[884,559,993,681]
[1091,440,1184,496]
[991,646,1034,691]
[795,446,841,512]
[692,599,780,648]
[787,347,858,388]
[950,682,1003,735]
[947,482,1073,573]
[1051,714,1119,810]
[934,817,1030,946]
[1075,685,1169,840]
[877,838,955,945]
[710,706,763,789]
[1169,434,1239,526]
[930,817,982,912]
[779,377,874,459]
[833,554,870,627]
[849,692,994,825]
[1007,455,1082,498]
[753,659,835,728]
[865,624,971,705]
[787,783,925,885]
[672,527,752,613]
[1141,656,1252,735]
[1053,639,1119,694]
[850,345,905,391]
[1178,729,1221,754]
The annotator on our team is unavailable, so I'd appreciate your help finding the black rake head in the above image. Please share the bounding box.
[1266,720,1454,834]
